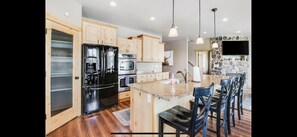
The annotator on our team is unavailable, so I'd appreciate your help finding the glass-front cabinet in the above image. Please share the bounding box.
[46,18,80,135]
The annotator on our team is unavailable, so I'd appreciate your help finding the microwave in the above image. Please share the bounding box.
[118,54,137,75]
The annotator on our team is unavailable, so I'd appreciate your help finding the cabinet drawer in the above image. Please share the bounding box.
[137,75,147,83]
[146,74,155,81]
[162,72,169,80]
[119,91,130,100]
[137,78,147,83]
[155,73,163,80]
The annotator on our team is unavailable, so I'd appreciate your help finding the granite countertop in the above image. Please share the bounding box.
[136,71,169,75]
[129,75,228,101]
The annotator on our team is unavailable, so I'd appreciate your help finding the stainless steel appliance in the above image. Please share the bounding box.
[118,54,137,92]
[119,75,136,92]
[82,44,118,115]
[118,54,137,75]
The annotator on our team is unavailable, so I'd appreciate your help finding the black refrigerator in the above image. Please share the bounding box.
[82,44,118,115]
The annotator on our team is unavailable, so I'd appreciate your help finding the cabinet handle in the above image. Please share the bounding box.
[75,76,79,79]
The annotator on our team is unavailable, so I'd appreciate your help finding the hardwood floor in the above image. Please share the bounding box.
[47,100,251,137]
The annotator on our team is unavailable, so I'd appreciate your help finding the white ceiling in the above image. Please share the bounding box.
[74,0,251,42]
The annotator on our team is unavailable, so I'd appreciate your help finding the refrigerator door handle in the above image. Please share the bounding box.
[89,85,114,90]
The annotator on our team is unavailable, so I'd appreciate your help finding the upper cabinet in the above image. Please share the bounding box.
[102,26,116,46]
[82,18,117,46]
[128,37,142,61]
[137,35,164,62]
[82,21,102,44]
[117,37,137,54]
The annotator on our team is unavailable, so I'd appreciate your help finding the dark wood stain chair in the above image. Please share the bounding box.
[158,83,214,137]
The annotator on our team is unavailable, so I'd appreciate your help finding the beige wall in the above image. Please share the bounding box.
[163,38,188,78]
[46,0,82,27]
[188,38,211,75]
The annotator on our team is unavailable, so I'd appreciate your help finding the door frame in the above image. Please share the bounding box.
[195,50,210,74]
[46,14,81,135]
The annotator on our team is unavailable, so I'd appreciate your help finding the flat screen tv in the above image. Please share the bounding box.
[222,41,249,55]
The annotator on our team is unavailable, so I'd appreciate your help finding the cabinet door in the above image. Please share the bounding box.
[82,21,100,44]
[142,36,152,61]
[102,26,116,46]
[46,19,79,134]
[158,43,165,62]
[155,73,163,80]
[151,39,159,61]
[117,38,128,53]
[128,40,137,54]
[134,39,142,61]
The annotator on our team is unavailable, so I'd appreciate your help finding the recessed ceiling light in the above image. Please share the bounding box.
[110,1,117,7]
[64,12,69,17]
[222,18,228,22]
[203,32,207,34]
[150,17,155,21]
[236,31,241,33]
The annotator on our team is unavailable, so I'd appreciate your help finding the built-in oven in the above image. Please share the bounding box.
[118,54,137,75]
[118,75,136,92]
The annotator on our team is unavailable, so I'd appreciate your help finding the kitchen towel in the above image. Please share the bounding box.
[193,66,201,82]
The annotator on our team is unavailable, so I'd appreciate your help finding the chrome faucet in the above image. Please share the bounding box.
[176,69,188,83]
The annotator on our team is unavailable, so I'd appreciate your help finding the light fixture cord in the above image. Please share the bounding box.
[172,0,175,27]
[214,9,216,38]
[199,0,201,37]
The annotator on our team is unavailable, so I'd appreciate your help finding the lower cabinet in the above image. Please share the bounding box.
[118,91,130,102]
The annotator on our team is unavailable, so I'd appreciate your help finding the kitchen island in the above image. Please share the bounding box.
[129,75,228,137]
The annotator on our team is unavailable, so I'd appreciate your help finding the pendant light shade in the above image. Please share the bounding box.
[196,0,204,44]
[168,0,178,37]
[169,27,178,37]
[211,8,218,48]
[196,37,204,44]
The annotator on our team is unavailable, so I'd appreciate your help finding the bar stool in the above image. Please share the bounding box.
[191,79,231,137]
[158,83,214,137]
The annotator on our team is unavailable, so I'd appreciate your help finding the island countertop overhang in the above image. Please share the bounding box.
[128,75,228,101]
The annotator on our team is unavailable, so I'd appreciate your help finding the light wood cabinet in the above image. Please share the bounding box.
[155,73,163,80]
[128,37,143,61]
[82,21,102,44]
[118,91,130,102]
[137,34,163,62]
[117,37,138,54]
[157,42,165,62]
[137,74,147,83]
[162,72,169,80]
[102,26,116,46]
[46,16,81,135]
[146,74,156,81]
[82,18,117,46]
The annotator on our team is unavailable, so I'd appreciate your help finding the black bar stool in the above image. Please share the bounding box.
[158,83,214,137]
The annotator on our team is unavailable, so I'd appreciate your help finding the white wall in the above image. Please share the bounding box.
[117,26,162,41]
[188,38,211,74]
[163,38,188,78]
[46,0,82,27]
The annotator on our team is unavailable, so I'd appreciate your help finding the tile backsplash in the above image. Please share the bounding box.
[137,62,162,74]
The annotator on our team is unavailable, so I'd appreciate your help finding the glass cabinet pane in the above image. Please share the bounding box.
[50,29,73,117]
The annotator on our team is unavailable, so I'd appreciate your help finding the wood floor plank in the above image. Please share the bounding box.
[46,100,251,137]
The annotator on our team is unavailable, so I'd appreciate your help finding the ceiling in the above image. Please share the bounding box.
[74,0,251,42]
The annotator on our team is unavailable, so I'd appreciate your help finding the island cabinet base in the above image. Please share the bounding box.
[130,88,194,137]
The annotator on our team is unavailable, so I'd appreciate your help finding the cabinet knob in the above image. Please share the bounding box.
[75,76,79,79]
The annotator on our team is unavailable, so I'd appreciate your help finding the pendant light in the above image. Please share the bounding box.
[168,0,178,37]
[211,8,218,48]
[196,0,204,44]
